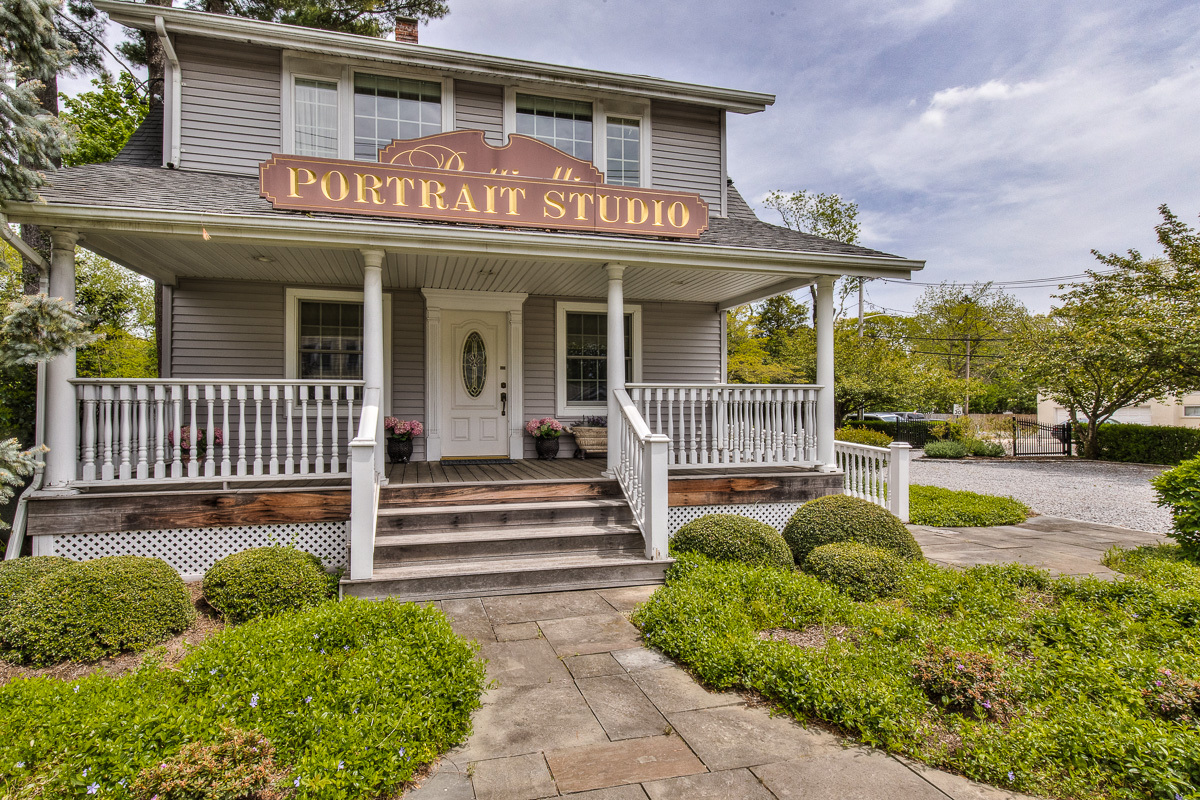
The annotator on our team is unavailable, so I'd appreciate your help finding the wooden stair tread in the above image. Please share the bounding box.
[374,524,641,546]
[354,552,663,581]
[376,498,630,517]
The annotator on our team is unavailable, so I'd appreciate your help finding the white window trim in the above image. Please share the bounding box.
[284,287,393,415]
[504,89,651,188]
[282,51,453,160]
[1184,406,1200,417]
[555,300,642,418]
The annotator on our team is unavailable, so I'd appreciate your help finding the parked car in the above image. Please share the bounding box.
[860,413,900,423]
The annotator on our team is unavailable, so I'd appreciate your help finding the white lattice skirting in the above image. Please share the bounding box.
[667,503,806,535]
[49,522,349,578]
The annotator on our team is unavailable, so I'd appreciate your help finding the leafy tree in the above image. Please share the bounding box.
[0,242,36,445]
[1020,206,1200,458]
[725,306,799,384]
[59,71,148,166]
[75,251,156,379]
[755,294,809,360]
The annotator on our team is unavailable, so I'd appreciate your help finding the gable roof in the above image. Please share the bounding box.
[111,105,163,167]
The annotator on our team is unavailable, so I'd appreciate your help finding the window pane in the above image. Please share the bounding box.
[606,117,640,186]
[515,94,593,159]
[353,73,441,160]
[295,79,339,158]
[298,301,364,379]
[564,312,633,406]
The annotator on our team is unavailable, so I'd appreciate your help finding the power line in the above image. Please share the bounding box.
[53,9,149,95]
[877,268,1120,289]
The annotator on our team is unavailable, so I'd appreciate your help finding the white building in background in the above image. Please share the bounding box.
[1038,394,1200,428]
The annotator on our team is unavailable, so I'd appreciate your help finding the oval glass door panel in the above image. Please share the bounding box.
[462,331,487,397]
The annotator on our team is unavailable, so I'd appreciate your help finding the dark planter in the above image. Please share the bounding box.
[534,436,560,460]
[387,437,414,464]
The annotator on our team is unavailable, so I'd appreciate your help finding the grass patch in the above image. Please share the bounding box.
[0,598,487,799]
[633,552,1200,799]
[909,485,1030,527]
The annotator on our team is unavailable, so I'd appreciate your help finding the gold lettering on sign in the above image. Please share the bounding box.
[652,199,665,227]
[626,198,649,225]
[543,190,566,220]
[288,167,316,198]
[568,192,594,221]
[483,185,499,214]
[355,173,385,205]
[598,195,619,224]
[420,179,448,210]
[386,176,415,206]
[454,184,480,213]
[499,187,525,216]
[321,170,350,202]
[667,201,690,229]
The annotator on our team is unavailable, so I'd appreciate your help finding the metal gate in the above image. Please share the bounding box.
[1012,419,1072,457]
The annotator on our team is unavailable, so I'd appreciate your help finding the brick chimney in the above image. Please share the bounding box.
[396,17,419,44]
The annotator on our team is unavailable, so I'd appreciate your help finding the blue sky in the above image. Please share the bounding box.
[70,0,1200,313]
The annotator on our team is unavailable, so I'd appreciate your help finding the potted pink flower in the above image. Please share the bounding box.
[384,417,423,463]
[525,417,564,460]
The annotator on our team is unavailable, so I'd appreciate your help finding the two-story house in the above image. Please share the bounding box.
[1,1,924,600]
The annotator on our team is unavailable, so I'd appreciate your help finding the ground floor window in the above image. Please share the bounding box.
[1185,406,1200,417]
[556,301,641,416]
[299,301,363,379]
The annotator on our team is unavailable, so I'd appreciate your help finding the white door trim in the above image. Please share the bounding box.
[422,289,527,461]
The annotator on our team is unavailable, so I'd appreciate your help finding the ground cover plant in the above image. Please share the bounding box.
[669,513,793,569]
[633,551,1200,800]
[923,440,968,459]
[0,597,487,799]
[909,485,1030,527]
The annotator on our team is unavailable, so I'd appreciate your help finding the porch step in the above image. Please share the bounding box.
[341,552,671,603]
[379,478,622,508]
[373,523,644,564]
[376,499,635,533]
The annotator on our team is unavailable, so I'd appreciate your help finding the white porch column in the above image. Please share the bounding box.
[44,230,79,489]
[361,249,386,477]
[605,263,626,474]
[815,275,836,470]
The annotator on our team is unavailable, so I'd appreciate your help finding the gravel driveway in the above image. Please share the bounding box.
[910,457,1173,534]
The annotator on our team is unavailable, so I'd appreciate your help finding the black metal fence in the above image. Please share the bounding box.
[1012,419,1073,457]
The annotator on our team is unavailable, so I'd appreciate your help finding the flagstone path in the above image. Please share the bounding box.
[405,586,1035,800]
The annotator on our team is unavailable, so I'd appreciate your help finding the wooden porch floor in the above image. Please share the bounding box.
[385,458,822,486]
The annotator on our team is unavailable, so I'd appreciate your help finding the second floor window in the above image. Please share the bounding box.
[294,78,339,158]
[606,117,640,186]
[516,94,593,160]
[354,74,442,160]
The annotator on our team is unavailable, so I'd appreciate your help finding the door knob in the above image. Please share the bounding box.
[500,392,508,416]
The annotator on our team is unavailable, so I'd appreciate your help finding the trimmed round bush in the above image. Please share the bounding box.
[835,427,893,448]
[203,547,334,623]
[964,439,1006,458]
[0,556,70,616]
[782,493,922,566]
[924,440,968,459]
[0,555,194,665]
[669,514,793,569]
[805,541,904,601]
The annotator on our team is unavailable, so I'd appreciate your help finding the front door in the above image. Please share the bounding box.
[441,310,509,458]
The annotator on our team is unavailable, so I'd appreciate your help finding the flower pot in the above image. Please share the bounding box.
[387,437,414,464]
[534,436,560,460]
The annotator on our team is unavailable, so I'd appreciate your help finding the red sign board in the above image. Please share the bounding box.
[259,130,709,238]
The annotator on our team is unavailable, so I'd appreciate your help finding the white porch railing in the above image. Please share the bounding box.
[626,384,820,468]
[348,387,381,581]
[71,379,365,484]
[612,388,670,559]
[834,440,911,522]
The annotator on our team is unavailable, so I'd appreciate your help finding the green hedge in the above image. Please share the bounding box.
[835,427,893,448]
[670,514,793,570]
[1097,423,1200,466]
[923,440,968,459]
[0,556,195,665]
[1151,457,1200,554]
[0,598,487,799]
[909,486,1030,527]
[782,494,922,565]
[203,547,335,624]
[0,556,70,616]
[804,542,904,601]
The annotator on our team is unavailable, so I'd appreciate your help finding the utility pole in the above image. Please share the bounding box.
[857,281,864,420]
[964,337,971,417]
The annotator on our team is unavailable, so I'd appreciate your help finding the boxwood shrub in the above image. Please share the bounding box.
[0,598,487,799]
[782,493,921,566]
[909,485,1030,527]
[1152,456,1200,555]
[0,555,194,665]
[834,427,893,448]
[0,556,70,616]
[804,541,903,600]
[964,439,1006,458]
[923,440,968,459]
[1098,423,1200,466]
[670,514,793,570]
[203,547,335,623]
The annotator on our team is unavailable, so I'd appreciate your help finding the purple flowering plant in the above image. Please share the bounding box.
[525,417,564,439]
[384,417,424,440]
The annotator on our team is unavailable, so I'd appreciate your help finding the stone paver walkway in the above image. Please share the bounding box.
[405,586,1034,800]
[911,515,1166,578]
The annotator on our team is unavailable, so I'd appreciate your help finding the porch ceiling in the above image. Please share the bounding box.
[80,232,817,305]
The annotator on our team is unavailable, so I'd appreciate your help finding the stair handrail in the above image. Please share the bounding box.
[348,387,381,580]
[612,388,670,560]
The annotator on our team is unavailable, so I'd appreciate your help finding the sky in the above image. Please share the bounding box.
[65,0,1200,314]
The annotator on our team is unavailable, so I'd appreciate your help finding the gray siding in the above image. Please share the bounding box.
[171,279,285,378]
[455,81,505,145]
[521,296,722,459]
[391,290,427,461]
[177,36,281,175]
[651,101,723,215]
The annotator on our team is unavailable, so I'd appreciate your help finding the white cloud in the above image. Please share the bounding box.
[919,80,1046,126]
[874,0,961,27]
